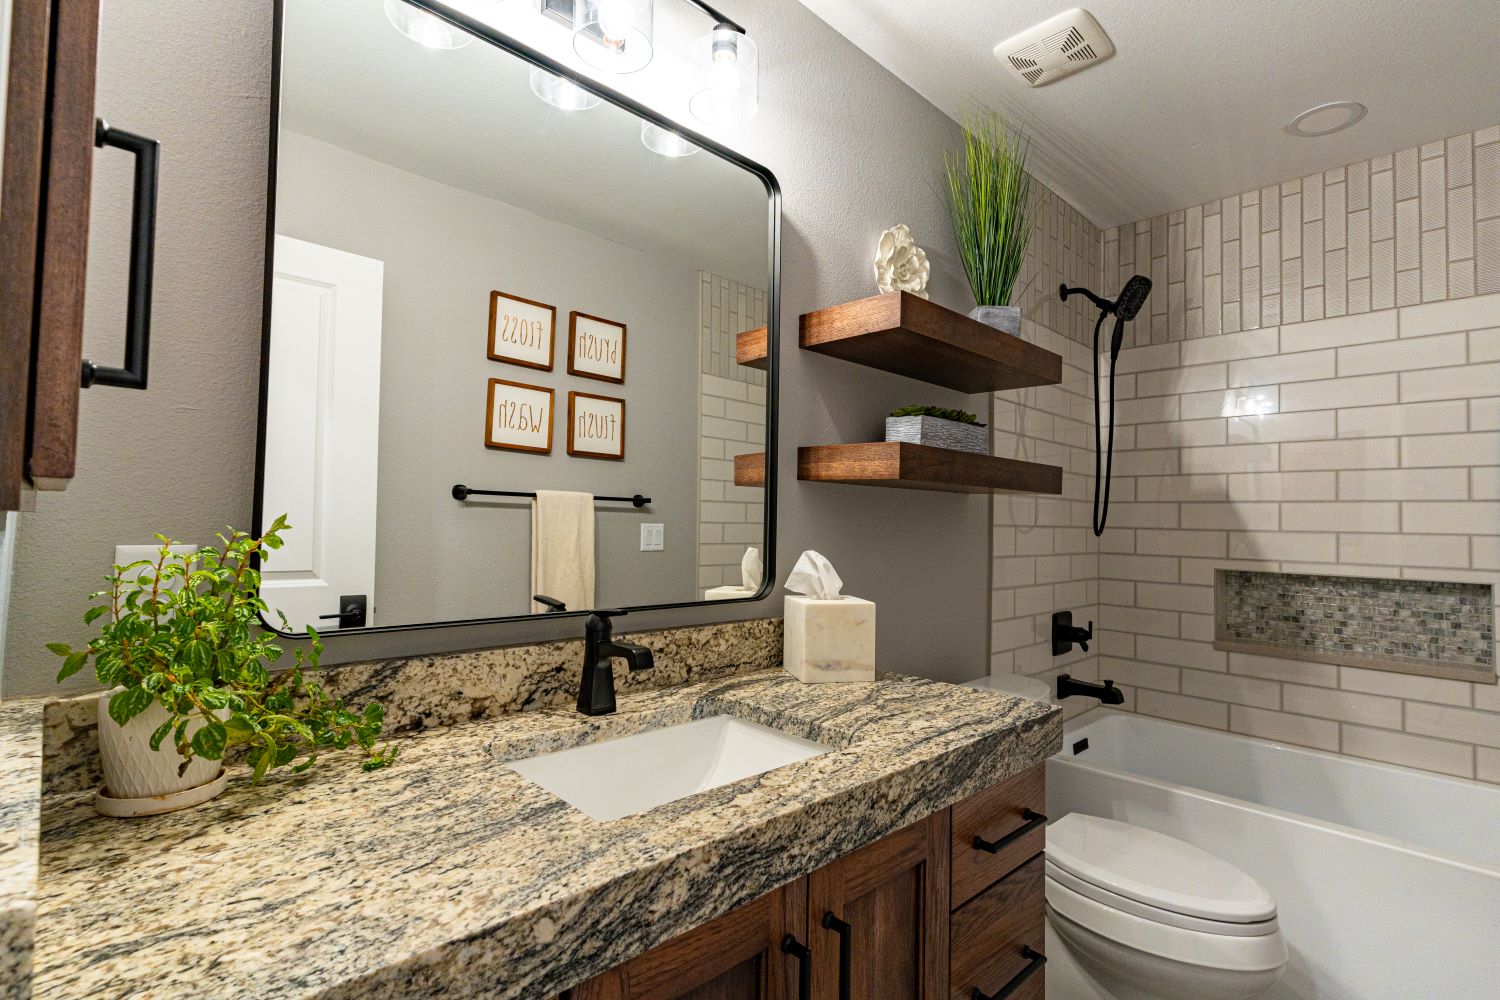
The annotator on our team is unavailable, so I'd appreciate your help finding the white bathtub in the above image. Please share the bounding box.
[1047,711,1500,1000]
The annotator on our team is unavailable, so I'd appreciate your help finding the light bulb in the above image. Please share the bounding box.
[711,25,739,64]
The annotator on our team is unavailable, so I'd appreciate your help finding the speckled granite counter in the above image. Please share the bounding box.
[32,670,1058,999]
[0,699,45,1000]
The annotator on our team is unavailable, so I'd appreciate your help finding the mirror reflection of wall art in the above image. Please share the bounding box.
[567,311,627,383]
[486,378,554,454]
[488,291,556,371]
[567,391,625,460]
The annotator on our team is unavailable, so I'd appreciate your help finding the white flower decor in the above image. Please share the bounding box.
[873,224,931,299]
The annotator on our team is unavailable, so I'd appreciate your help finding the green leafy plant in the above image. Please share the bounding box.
[890,405,983,425]
[49,515,396,782]
[944,112,1033,307]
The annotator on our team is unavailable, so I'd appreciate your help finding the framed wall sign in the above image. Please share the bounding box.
[488,291,556,370]
[567,311,627,383]
[485,378,554,454]
[567,391,625,460]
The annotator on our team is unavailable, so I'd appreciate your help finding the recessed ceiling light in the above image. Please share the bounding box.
[1284,101,1367,138]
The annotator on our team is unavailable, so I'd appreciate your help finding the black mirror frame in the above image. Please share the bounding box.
[252,0,779,637]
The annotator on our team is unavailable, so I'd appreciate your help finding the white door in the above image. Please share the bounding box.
[261,235,383,632]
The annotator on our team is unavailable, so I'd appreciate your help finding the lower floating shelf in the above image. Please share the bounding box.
[797,442,1062,494]
[733,452,766,487]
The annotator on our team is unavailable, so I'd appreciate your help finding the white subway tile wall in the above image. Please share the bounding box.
[1100,293,1500,779]
[698,273,767,590]
[995,125,1500,778]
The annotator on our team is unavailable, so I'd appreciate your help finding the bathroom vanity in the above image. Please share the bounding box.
[565,759,1048,1000]
[27,655,1060,999]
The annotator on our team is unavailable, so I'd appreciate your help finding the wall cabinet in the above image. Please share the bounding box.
[566,763,1046,1000]
[1,0,156,511]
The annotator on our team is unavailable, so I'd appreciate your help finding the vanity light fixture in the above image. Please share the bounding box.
[688,19,758,126]
[641,122,699,157]
[573,0,655,75]
[529,67,603,110]
[383,0,472,50]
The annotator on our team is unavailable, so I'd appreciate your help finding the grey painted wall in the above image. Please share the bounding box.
[4,0,990,696]
[275,130,706,623]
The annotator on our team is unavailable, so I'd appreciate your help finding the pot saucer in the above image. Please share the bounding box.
[93,769,228,818]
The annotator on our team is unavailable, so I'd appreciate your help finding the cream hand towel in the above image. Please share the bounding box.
[531,491,595,614]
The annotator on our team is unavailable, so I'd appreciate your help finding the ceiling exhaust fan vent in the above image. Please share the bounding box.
[994,8,1116,88]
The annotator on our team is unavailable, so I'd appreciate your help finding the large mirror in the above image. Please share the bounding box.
[255,0,777,634]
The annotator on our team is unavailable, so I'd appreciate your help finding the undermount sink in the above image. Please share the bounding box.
[508,715,831,821]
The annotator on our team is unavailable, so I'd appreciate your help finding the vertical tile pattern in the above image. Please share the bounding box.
[698,273,767,589]
[1104,126,1499,338]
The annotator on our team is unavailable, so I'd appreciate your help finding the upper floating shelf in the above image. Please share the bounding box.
[798,291,1061,393]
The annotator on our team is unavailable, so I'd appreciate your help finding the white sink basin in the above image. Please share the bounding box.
[509,715,831,821]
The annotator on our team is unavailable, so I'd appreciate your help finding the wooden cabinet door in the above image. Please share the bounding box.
[807,812,950,1000]
[570,879,809,1000]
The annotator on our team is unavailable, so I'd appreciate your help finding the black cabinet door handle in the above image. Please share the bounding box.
[82,119,159,390]
[781,934,811,1000]
[971,946,1047,1000]
[821,912,851,1000]
[973,809,1047,854]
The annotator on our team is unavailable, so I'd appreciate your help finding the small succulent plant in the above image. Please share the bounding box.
[890,405,983,425]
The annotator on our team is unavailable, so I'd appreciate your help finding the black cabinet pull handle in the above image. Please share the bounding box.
[82,119,159,390]
[822,912,851,1000]
[781,934,811,1000]
[973,809,1047,854]
[971,946,1047,1000]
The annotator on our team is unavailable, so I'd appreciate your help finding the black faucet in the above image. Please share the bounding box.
[577,610,655,716]
[1057,674,1125,705]
[1052,610,1093,655]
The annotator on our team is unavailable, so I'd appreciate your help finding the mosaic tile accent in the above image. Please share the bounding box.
[1216,570,1494,678]
[1104,123,1500,348]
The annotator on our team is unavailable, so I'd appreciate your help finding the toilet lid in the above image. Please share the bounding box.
[1046,814,1276,923]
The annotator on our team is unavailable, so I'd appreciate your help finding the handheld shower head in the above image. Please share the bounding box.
[1114,275,1152,321]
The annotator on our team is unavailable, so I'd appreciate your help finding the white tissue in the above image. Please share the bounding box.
[785,550,844,600]
[741,547,764,590]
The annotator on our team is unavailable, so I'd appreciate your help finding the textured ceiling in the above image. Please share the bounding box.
[798,0,1500,228]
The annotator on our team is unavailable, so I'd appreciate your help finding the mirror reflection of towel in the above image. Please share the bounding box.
[531,491,595,614]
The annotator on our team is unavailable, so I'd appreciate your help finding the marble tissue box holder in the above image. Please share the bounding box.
[783,595,876,682]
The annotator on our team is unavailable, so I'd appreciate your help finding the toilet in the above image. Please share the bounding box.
[1043,814,1288,1000]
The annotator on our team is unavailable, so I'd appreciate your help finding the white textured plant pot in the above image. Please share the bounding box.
[97,690,227,800]
[784,595,876,683]
[968,305,1022,336]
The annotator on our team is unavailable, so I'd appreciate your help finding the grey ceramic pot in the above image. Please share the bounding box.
[884,415,989,454]
[968,304,1022,336]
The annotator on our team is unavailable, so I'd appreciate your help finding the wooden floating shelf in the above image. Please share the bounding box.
[800,291,1061,393]
[732,451,765,487]
[797,442,1062,495]
[735,327,768,370]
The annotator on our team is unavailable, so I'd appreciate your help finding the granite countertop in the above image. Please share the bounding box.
[31,669,1059,1000]
[0,700,45,1000]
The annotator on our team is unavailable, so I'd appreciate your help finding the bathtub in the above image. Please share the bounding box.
[1047,711,1500,1000]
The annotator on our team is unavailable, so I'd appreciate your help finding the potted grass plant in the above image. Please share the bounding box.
[944,112,1033,335]
[48,515,395,816]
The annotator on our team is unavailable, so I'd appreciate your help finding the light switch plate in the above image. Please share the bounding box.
[640,523,664,551]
